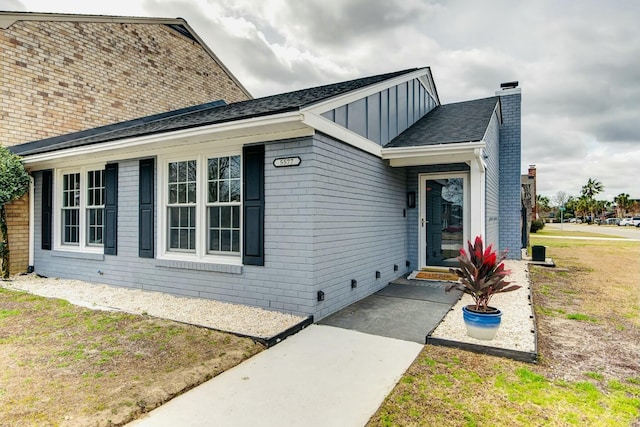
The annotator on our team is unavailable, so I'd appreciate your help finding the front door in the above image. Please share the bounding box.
[419,174,468,268]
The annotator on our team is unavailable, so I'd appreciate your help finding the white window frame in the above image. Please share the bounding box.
[54,164,106,253]
[157,152,243,265]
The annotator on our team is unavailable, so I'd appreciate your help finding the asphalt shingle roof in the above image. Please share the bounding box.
[384,96,499,148]
[11,68,420,157]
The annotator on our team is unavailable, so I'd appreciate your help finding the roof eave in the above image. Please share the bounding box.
[381,140,486,167]
[20,110,307,166]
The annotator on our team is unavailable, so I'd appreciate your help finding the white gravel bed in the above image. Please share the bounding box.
[2,274,305,339]
[429,260,537,354]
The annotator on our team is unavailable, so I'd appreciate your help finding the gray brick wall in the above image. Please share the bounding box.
[309,133,409,319]
[32,139,319,317]
[497,91,522,258]
[31,134,413,319]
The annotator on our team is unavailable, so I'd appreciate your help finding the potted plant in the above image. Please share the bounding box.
[445,236,521,340]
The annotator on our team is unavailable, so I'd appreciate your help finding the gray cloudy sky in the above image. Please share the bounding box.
[7,0,640,202]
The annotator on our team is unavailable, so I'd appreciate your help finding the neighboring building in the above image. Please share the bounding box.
[11,67,522,320]
[521,164,536,249]
[0,11,251,274]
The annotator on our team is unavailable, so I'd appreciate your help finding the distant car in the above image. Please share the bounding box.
[605,218,620,225]
[619,217,640,226]
[619,218,633,226]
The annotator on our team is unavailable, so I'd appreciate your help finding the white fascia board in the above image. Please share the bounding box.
[301,113,382,157]
[20,111,305,166]
[302,68,435,115]
[381,141,486,167]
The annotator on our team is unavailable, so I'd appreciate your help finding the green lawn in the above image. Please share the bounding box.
[531,228,624,238]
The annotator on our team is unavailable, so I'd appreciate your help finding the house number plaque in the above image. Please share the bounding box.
[273,157,301,168]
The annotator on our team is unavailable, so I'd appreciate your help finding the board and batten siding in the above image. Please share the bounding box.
[483,109,501,250]
[321,78,437,146]
[309,133,408,320]
[32,138,321,317]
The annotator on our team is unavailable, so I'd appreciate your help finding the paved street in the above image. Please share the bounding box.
[546,223,640,240]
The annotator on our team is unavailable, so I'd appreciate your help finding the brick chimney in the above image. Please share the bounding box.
[528,165,537,221]
[496,81,522,258]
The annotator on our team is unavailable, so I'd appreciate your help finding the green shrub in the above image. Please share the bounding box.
[530,219,545,233]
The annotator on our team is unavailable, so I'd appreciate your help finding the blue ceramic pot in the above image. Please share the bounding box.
[462,305,503,340]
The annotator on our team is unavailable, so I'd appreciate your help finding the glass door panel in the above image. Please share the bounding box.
[424,178,464,267]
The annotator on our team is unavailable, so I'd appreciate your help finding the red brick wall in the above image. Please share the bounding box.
[0,20,250,147]
[0,18,251,274]
[2,194,29,274]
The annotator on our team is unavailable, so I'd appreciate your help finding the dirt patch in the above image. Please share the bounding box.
[530,239,640,383]
[0,288,263,426]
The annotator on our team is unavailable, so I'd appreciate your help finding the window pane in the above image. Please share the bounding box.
[209,229,220,252]
[219,157,229,180]
[208,182,218,203]
[63,208,79,244]
[209,207,220,228]
[169,162,177,183]
[177,183,186,203]
[230,179,240,202]
[232,206,240,228]
[179,229,189,249]
[189,205,196,226]
[189,229,195,250]
[220,206,231,228]
[177,161,186,182]
[230,156,240,179]
[168,206,195,251]
[169,229,179,249]
[221,230,231,252]
[170,207,179,227]
[219,180,229,202]
[187,160,197,182]
[232,230,240,252]
[187,182,196,204]
[208,158,218,181]
[169,184,177,204]
[179,207,190,227]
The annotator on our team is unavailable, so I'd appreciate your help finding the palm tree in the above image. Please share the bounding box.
[576,196,591,221]
[614,193,632,218]
[536,195,551,219]
[581,178,604,223]
[581,178,604,199]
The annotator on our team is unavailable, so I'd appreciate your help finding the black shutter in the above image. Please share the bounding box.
[104,163,118,255]
[41,170,53,250]
[138,159,155,258]
[243,145,265,266]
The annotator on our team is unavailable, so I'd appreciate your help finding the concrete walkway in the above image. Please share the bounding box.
[128,324,423,427]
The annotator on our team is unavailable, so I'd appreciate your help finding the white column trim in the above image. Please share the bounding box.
[469,155,485,242]
[28,176,35,269]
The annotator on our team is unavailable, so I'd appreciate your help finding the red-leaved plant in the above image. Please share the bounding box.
[445,236,521,312]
